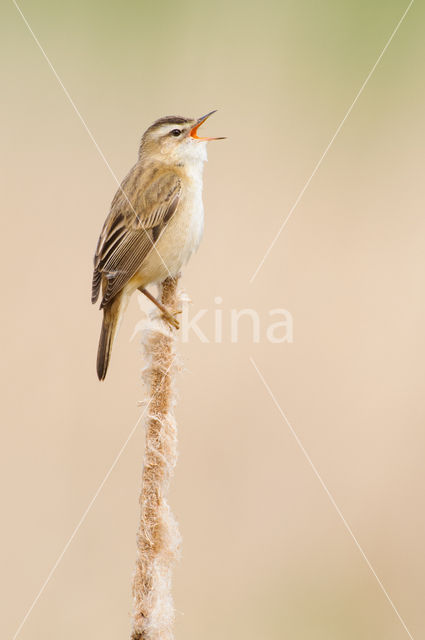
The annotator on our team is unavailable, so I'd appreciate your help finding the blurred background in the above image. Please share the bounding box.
[1,1,424,638]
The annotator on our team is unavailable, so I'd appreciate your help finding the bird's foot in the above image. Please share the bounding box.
[161,308,181,330]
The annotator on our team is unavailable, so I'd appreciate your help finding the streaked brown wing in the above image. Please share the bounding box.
[92,168,181,307]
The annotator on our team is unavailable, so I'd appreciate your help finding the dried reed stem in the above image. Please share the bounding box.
[131,276,181,640]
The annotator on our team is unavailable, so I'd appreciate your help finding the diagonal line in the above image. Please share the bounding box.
[249,356,414,640]
[249,0,414,284]
[11,0,173,281]
[11,357,176,640]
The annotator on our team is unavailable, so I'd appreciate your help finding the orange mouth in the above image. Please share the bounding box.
[190,110,226,141]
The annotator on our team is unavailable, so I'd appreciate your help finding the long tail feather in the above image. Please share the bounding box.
[96,297,121,380]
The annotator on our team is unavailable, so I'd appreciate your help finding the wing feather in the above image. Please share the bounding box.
[101,231,154,306]
[91,167,181,307]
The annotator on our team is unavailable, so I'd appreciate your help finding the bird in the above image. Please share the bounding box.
[91,110,225,380]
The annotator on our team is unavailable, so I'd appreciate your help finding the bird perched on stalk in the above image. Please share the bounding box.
[92,111,225,380]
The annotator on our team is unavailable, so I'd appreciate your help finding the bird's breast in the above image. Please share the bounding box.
[153,164,205,278]
[180,165,205,256]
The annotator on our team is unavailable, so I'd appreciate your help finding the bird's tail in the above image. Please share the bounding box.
[97,296,122,380]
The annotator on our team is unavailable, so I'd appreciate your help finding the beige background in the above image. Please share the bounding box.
[2,1,424,638]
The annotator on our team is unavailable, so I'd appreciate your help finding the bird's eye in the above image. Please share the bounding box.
[171,129,181,137]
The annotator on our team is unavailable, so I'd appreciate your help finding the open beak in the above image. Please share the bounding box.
[190,110,226,141]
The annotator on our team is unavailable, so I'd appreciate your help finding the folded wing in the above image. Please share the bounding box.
[92,168,181,308]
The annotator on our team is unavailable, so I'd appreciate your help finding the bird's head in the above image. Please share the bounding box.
[139,111,225,164]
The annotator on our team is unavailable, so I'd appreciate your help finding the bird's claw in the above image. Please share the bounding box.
[162,309,181,330]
